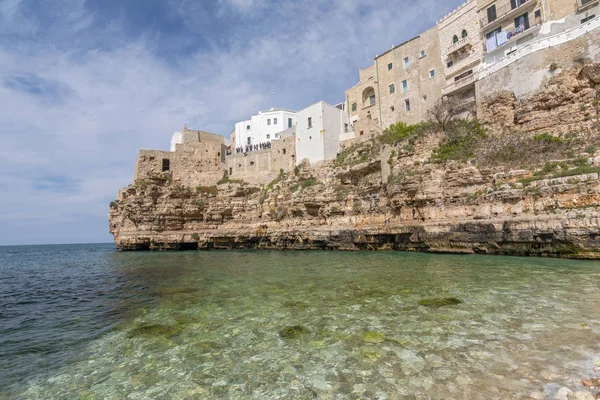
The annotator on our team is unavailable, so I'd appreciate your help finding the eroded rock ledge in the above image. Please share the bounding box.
[109,64,600,258]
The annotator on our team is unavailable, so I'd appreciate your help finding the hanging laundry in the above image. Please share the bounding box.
[486,34,497,52]
[496,31,508,46]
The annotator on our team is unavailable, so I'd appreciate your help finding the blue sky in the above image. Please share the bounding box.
[0,0,464,245]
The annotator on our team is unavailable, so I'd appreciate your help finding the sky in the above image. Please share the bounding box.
[0,0,465,245]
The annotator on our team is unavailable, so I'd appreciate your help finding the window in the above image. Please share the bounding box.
[275,134,279,138]
[447,61,454,68]
[391,105,395,111]
[389,84,395,94]
[308,117,312,128]
[367,111,372,120]
[423,95,428,102]
[267,119,271,125]
[402,80,408,93]
[344,123,349,131]
[510,0,528,9]
[229,167,232,175]
[405,99,411,112]
[486,27,501,39]
[419,49,426,58]
[351,103,357,112]
[246,125,251,130]
[250,161,255,166]
[453,35,459,44]
[288,118,293,128]
[360,130,364,136]
[388,63,393,70]
[266,134,271,139]
[403,57,409,69]
[274,118,278,125]
[369,94,376,105]
[487,4,497,23]
[515,13,530,30]
[462,29,468,38]
[162,158,170,172]
[247,137,251,145]
[283,149,286,155]
[582,14,596,23]
[429,70,435,78]
[309,136,312,140]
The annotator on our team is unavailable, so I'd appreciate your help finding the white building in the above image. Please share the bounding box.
[234,108,297,148]
[295,101,350,165]
[170,131,182,152]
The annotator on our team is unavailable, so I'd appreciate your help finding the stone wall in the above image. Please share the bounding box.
[134,125,227,188]
[477,25,600,126]
[226,134,296,185]
[479,61,600,135]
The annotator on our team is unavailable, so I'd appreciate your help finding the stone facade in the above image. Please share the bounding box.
[438,0,483,116]
[345,26,446,131]
[134,125,226,188]
[226,131,296,185]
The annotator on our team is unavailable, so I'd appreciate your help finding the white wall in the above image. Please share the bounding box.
[295,101,344,165]
[170,131,182,152]
[234,109,297,148]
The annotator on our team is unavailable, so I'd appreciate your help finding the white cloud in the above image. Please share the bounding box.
[0,0,464,244]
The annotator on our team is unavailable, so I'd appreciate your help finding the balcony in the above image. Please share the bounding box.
[442,72,476,96]
[578,0,599,10]
[480,0,534,29]
[447,37,473,57]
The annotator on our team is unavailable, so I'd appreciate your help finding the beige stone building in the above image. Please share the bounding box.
[437,0,483,115]
[345,26,446,132]
[134,125,227,188]
[225,128,296,185]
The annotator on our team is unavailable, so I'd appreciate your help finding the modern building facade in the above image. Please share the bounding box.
[233,108,297,148]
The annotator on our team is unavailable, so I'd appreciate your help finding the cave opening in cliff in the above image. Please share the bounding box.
[179,242,199,251]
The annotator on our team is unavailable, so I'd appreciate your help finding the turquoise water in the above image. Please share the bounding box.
[1,245,600,399]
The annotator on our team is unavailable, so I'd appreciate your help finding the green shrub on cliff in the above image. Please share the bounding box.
[430,120,487,163]
[379,122,431,146]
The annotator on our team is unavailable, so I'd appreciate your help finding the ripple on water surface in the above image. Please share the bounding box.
[2,246,600,399]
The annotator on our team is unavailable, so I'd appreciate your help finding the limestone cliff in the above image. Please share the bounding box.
[109,64,600,258]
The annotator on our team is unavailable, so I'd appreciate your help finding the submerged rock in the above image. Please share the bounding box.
[127,324,182,339]
[418,298,463,308]
[568,392,595,400]
[555,387,573,400]
[279,325,310,339]
[362,331,385,344]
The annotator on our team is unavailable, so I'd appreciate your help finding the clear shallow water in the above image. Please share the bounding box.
[1,245,600,399]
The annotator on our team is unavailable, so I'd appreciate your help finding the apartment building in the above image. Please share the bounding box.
[345,26,446,133]
[437,0,484,115]
[234,108,297,148]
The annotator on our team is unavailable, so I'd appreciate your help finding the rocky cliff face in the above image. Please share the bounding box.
[109,64,600,258]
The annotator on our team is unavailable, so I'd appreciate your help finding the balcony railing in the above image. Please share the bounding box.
[447,37,473,56]
[578,0,599,10]
[480,0,532,27]
[442,72,476,96]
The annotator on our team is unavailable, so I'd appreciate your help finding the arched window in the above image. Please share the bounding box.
[453,35,459,44]
[462,29,468,38]
[362,87,376,108]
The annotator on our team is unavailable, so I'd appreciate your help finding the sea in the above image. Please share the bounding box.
[1,243,599,399]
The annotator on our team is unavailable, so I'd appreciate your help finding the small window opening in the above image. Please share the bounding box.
[250,161,255,166]
[283,149,287,155]
[162,159,170,172]
[229,167,232,175]
[308,117,313,128]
